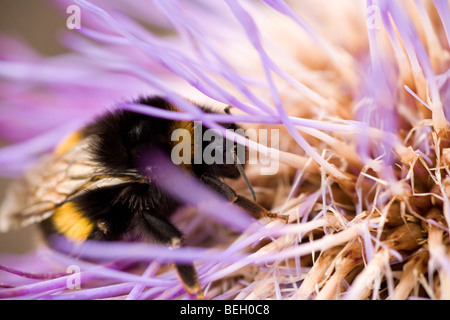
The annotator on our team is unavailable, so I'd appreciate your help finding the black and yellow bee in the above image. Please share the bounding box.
[0,96,286,298]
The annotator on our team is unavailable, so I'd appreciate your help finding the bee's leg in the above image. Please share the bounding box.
[200,174,289,222]
[174,264,204,300]
[141,211,204,299]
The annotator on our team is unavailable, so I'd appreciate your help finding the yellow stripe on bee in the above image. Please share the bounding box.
[171,120,195,169]
[52,202,94,241]
[55,131,82,155]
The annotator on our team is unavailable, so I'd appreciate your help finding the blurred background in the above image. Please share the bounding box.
[0,0,66,253]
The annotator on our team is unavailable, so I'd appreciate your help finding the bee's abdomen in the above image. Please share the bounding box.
[41,181,179,242]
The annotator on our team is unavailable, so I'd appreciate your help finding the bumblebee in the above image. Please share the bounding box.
[0,96,285,298]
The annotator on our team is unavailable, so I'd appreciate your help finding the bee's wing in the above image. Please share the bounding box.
[0,139,96,232]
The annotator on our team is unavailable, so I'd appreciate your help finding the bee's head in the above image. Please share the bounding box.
[191,121,248,180]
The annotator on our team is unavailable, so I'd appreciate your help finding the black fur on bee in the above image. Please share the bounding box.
[27,96,286,298]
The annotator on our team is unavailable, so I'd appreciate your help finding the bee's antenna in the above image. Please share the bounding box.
[225,106,257,202]
[233,146,257,202]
